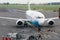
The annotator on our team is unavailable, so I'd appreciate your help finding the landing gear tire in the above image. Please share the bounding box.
[27,36,37,40]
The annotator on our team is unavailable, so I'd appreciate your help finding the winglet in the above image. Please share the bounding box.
[59,8,60,18]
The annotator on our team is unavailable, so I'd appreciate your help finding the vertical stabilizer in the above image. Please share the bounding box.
[59,8,60,18]
[27,1,31,10]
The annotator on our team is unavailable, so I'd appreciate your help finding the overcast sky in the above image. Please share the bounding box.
[0,0,60,4]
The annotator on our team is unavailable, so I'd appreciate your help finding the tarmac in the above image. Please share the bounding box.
[0,8,60,40]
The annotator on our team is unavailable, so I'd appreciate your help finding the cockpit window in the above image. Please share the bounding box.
[37,16,42,18]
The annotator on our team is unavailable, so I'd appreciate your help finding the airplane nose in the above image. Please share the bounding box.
[32,20,39,27]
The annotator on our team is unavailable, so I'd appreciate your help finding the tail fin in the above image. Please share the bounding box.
[28,2,31,10]
[59,8,60,18]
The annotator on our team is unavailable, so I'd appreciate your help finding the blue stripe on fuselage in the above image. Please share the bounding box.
[32,20,40,27]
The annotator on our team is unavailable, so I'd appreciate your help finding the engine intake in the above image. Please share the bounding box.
[16,19,24,26]
[17,21,23,25]
[43,19,55,26]
[48,21,54,25]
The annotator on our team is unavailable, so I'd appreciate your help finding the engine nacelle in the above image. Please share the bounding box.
[16,19,24,26]
[43,19,55,26]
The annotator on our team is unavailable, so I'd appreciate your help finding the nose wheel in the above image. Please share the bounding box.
[27,36,38,40]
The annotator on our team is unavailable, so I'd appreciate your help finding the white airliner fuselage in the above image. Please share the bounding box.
[26,10,45,19]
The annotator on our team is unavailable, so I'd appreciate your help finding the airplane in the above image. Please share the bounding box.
[0,2,59,28]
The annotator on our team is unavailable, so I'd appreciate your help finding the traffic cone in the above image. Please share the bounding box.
[2,37,7,40]
[7,37,11,40]
[5,37,8,40]
[2,37,6,40]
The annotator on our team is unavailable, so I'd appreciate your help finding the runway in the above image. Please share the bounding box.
[0,9,60,40]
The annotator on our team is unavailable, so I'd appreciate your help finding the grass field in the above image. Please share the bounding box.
[0,4,60,11]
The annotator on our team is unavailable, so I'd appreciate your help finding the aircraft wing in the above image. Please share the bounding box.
[0,16,19,20]
[0,16,32,21]
[0,16,59,20]
[45,17,59,20]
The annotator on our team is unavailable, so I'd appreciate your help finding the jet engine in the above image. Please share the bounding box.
[43,19,55,26]
[16,19,24,26]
